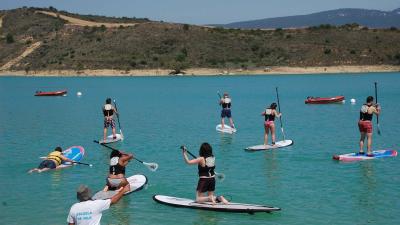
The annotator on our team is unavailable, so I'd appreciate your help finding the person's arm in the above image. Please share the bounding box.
[110,184,129,205]
[274,110,282,118]
[373,105,380,115]
[60,155,74,163]
[219,99,223,105]
[182,149,202,165]
[119,153,133,166]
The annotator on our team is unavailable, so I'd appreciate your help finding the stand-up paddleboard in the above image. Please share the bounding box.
[153,195,280,214]
[98,133,123,144]
[92,174,147,200]
[216,124,237,134]
[333,150,397,162]
[245,140,293,151]
[51,146,85,169]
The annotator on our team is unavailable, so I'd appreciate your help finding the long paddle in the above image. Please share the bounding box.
[113,99,123,138]
[93,140,158,171]
[374,82,381,135]
[39,157,93,167]
[180,146,225,181]
[275,87,286,140]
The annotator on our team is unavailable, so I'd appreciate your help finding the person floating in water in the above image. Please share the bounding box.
[182,143,229,204]
[358,96,380,156]
[262,103,281,146]
[102,98,118,142]
[219,92,235,130]
[29,147,74,173]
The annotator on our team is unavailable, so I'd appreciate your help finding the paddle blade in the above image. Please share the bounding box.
[377,124,381,135]
[144,162,159,172]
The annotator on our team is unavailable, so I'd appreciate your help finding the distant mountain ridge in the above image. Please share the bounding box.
[221,8,400,29]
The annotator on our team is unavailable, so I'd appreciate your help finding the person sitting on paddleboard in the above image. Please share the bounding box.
[182,143,229,204]
[67,184,129,225]
[219,93,235,130]
[358,96,380,156]
[29,147,74,173]
[262,103,281,146]
[103,149,133,192]
[102,98,118,142]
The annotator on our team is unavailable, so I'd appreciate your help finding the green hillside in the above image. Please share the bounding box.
[1,7,400,72]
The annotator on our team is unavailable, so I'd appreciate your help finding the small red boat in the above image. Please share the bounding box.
[305,95,345,104]
[34,90,67,96]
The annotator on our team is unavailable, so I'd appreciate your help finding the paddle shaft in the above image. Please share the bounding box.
[93,140,144,163]
[74,161,92,166]
[374,82,381,135]
[275,87,286,140]
[113,100,122,131]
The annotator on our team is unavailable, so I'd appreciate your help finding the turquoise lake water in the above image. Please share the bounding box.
[0,73,399,225]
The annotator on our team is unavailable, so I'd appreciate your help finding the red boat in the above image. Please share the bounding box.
[34,90,67,96]
[305,95,345,104]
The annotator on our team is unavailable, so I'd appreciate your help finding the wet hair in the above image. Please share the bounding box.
[270,102,277,109]
[106,98,112,104]
[366,96,374,103]
[199,142,213,158]
[110,150,121,158]
[77,185,92,201]
[54,147,62,152]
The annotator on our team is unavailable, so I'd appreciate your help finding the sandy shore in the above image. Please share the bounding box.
[0,65,399,77]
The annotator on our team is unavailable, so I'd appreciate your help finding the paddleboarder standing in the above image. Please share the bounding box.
[358,96,380,156]
[182,143,229,204]
[102,98,118,142]
[219,93,235,130]
[262,103,281,146]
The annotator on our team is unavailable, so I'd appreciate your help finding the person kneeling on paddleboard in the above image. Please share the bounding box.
[102,98,118,142]
[103,149,133,192]
[182,143,229,204]
[67,184,129,225]
[219,93,235,130]
[29,147,74,173]
[262,103,281,146]
[358,96,380,157]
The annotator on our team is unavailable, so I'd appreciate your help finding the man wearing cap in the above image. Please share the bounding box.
[67,184,128,225]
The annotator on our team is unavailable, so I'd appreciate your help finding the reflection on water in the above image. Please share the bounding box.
[193,210,219,225]
[218,133,233,146]
[109,197,132,225]
[51,170,62,188]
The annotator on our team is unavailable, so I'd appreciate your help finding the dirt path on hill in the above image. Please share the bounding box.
[37,11,137,28]
[0,41,41,70]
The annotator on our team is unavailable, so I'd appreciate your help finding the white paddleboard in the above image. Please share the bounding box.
[92,174,147,200]
[99,133,123,144]
[153,195,280,214]
[245,140,293,151]
[216,124,237,134]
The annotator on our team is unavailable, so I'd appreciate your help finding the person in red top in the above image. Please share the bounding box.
[358,96,380,156]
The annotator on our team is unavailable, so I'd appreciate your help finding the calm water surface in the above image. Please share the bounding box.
[0,73,399,225]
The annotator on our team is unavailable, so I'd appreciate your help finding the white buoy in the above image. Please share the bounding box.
[77,91,82,96]
[350,98,356,104]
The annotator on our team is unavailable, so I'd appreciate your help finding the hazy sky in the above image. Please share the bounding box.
[1,0,399,24]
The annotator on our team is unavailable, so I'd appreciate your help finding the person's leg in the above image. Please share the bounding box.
[196,191,212,203]
[103,127,108,141]
[216,195,229,204]
[221,117,225,129]
[271,124,276,145]
[366,132,373,155]
[111,119,116,139]
[359,132,366,153]
[264,124,269,145]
